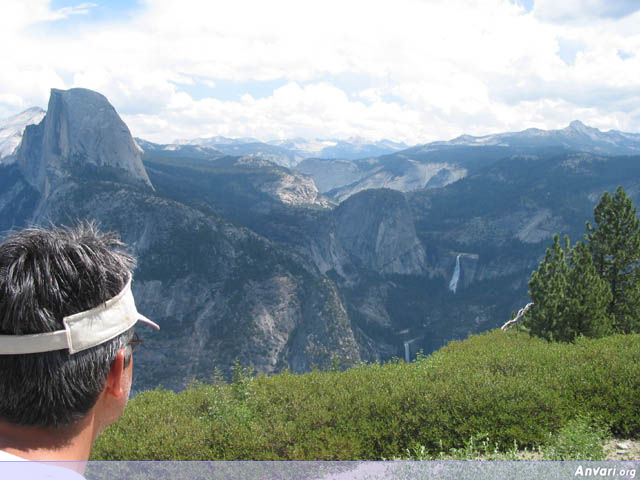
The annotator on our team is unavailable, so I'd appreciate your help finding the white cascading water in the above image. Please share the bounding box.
[404,341,410,363]
[448,254,461,293]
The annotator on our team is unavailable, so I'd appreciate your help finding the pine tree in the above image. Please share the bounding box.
[563,241,612,339]
[525,235,570,341]
[525,236,612,342]
[585,186,640,333]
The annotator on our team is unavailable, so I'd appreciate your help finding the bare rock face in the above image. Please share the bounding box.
[313,189,427,276]
[19,181,361,390]
[252,168,331,207]
[15,88,152,195]
[328,162,467,203]
[295,157,364,193]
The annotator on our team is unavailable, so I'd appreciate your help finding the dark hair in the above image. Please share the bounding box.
[0,222,136,428]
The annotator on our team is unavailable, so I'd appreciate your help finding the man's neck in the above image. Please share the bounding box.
[0,411,98,466]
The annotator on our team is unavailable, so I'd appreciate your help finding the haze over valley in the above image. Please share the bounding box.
[2,87,640,392]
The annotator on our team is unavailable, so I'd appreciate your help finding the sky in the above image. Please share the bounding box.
[2,0,640,144]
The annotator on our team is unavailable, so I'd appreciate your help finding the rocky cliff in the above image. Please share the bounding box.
[311,189,426,276]
[15,88,152,197]
[0,88,360,390]
[57,184,360,389]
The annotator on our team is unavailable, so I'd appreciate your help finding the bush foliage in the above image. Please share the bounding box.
[92,330,640,460]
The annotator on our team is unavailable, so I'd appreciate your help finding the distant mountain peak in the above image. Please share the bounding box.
[564,120,608,142]
[17,106,45,117]
[174,135,259,146]
[0,107,46,161]
[422,120,640,155]
[567,119,599,134]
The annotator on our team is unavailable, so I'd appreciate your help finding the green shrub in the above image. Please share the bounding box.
[542,415,608,460]
[91,330,640,460]
[94,387,214,460]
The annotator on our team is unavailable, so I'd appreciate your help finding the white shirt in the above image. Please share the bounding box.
[0,449,86,479]
[0,449,24,460]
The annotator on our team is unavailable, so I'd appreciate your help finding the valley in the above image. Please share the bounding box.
[2,87,640,392]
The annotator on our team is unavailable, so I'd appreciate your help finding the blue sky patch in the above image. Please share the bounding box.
[510,0,534,14]
[597,1,640,19]
[40,1,142,32]
[557,38,584,66]
[618,50,634,60]
[173,77,289,102]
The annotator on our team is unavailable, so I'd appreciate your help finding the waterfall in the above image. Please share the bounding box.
[403,337,422,362]
[448,254,461,293]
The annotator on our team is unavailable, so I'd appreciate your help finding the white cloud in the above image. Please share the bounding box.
[49,2,96,20]
[3,0,640,143]
[122,82,426,144]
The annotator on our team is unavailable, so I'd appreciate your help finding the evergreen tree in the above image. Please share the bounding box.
[585,186,640,333]
[563,241,612,339]
[525,235,570,341]
[525,237,612,342]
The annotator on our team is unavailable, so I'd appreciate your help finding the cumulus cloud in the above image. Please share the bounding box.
[122,82,426,144]
[2,0,640,143]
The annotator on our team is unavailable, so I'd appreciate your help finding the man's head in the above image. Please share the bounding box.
[0,223,153,430]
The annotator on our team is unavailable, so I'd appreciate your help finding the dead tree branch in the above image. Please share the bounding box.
[501,302,534,331]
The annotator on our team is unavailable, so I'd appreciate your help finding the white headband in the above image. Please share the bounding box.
[0,278,159,355]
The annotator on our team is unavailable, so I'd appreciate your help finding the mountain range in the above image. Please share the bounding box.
[172,135,408,167]
[297,120,640,201]
[2,89,640,392]
[138,119,640,203]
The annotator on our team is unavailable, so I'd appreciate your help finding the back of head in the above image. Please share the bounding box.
[0,223,135,428]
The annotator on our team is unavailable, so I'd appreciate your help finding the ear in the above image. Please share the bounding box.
[104,349,127,398]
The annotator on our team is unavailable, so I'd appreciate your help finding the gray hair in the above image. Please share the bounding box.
[0,222,136,428]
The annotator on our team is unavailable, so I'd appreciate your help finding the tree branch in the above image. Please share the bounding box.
[501,302,534,331]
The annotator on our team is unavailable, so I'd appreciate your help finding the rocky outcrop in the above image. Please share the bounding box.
[15,88,152,196]
[312,189,426,276]
[328,161,467,203]
[295,157,364,193]
[250,168,332,207]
